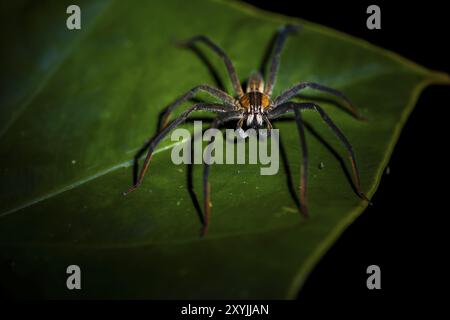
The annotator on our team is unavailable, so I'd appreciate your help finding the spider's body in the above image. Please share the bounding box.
[239,73,271,128]
[124,25,368,236]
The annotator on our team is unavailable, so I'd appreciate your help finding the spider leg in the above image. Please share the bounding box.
[293,108,310,217]
[261,114,273,130]
[273,82,365,120]
[179,35,244,97]
[123,103,230,196]
[264,24,300,96]
[269,102,368,201]
[236,117,244,130]
[159,84,236,130]
[201,112,243,237]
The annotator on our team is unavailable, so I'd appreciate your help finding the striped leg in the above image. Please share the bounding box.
[269,102,368,200]
[201,112,243,236]
[159,84,236,131]
[124,104,230,196]
[293,108,309,217]
[274,82,365,120]
[264,24,300,96]
[179,35,244,97]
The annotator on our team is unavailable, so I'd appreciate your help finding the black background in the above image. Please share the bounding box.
[244,0,448,307]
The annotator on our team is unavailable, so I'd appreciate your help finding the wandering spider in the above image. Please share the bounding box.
[124,24,368,236]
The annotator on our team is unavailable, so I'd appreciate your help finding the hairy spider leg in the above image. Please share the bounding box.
[269,109,309,217]
[269,102,368,201]
[262,114,273,130]
[293,108,309,217]
[264,24,300,96]
[201,112,243,236]
[179,35,244,97]
[159,84,236,131]
[123,104,230,196]
[274,82,366,120]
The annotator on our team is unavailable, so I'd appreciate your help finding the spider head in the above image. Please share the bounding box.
[239,92,272,129]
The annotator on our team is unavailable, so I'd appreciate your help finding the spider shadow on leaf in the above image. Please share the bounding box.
[131,116,212,225]
[180,44,227,93]
[258,29,279,78]
[295,94,364,119]
[131,113,355,228]
[303,121,357,195]
[274,117,357,200]
[131,116,212,186]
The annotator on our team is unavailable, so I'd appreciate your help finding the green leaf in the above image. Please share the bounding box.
[0,0,448,299]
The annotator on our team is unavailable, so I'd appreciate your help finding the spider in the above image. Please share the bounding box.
[124,24,368,236]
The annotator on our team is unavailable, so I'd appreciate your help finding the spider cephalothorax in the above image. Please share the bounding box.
[124,25,369,236]
[238,72,272,129]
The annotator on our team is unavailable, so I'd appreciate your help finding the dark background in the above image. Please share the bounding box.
[244,0,448,307]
